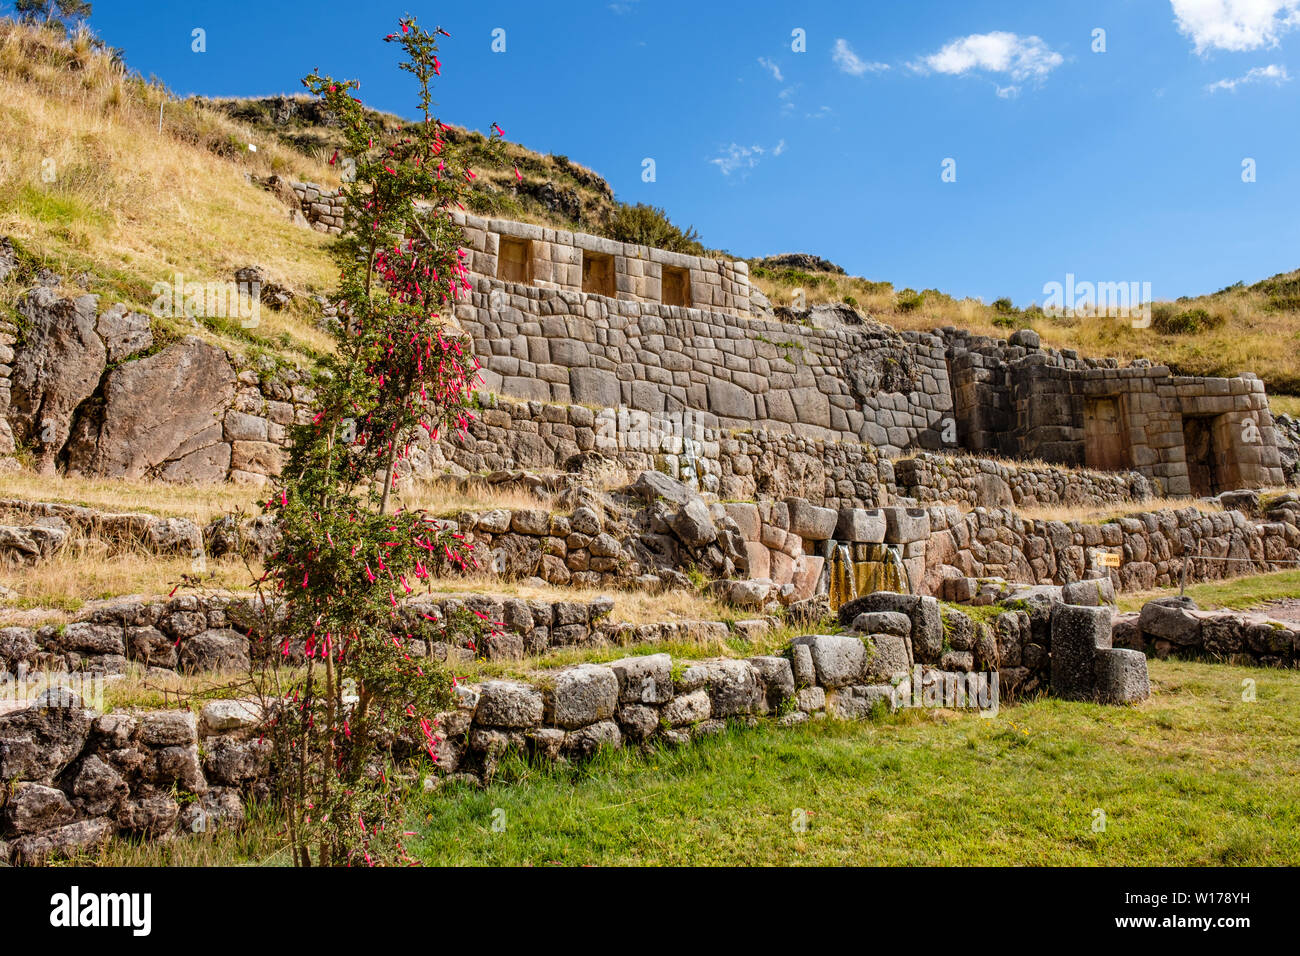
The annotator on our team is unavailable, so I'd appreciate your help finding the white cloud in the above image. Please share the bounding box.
[758,56,784,82]
[709,143,765,176]
[1171,0,1300,53]
[1206,62,1291,90]
[832,38,890,76]
[915,31,1064,87]
[709,140,788,176]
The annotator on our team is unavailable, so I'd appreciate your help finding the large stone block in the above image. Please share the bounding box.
[569,367,621,408]
[1050,604,1113,701]
[789,634,867,688]
[1093,647,1150,704]
[475,680,545,728]
[63,337,235,480]
[678,659,763,716]
[706,379,756,420]
[610,653,673,704]
[1062,577,1117,607]
[883,507,931,544]
[785,498,838,541]
[836,508,887,543]
[863,634,912,679]
[549,664,618,729]
[1138,597,1202,646]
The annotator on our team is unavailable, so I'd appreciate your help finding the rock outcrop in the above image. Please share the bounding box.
[64,336,235,480]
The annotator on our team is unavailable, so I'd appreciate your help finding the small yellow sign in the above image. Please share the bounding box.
[1097,551,1122,568]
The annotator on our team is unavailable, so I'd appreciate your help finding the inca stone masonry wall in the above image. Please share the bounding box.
[3,589,1150,863]
[921,500,1300,595]
[892,452,1153,508]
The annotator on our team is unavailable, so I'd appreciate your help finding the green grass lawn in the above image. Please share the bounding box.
[1118,568,1300,613]
[409,658,1300,866]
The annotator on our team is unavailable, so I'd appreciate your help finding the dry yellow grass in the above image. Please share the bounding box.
[1011,497,1223,524]
[0,536,733,626]
[0,546,251,616]
[0,467,573,524]
[0,21,338,362]
[0,469,260,522]
[1271,394,1300,418]
[396,480,553,516]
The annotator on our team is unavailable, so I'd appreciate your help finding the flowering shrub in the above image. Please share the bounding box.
[252,18,502,866]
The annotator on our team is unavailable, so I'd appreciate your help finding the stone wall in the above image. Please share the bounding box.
[455,278,954,457]
[940,328,1285,494]
[921,502,1300,594]
[1,590,1147,863]
[0,592,660,677]
[455,211,754,316]
[892,452,1152,508]
[1115,599,1298,667]
[288,180,345,235]
[427,396,890,508]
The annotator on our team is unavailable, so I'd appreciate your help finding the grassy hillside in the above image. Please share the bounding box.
[3,18,1298,401]
[0,20,339,366]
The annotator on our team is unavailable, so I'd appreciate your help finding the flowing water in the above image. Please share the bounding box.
[826,542,910,610]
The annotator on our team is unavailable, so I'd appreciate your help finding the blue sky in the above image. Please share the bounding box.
[75,1,1300,306]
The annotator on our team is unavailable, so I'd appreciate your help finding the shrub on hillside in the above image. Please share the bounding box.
[896,289,925,312]
[1151,305,1226,335]
[606,202,704,254]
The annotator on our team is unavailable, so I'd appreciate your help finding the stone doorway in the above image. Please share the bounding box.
[1083,396,1131,471]
[1182,415,1222,497]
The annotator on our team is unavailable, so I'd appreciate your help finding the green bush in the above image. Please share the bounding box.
[1151,305,1226,335]
[605,202,704,255]
[896,289,925,312]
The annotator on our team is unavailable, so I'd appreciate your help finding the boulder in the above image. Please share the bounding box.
[1138,597,1203,646]
[5,782,76,834]
[678,659,763,716]
[864,634,912,679]
[748,655,796,710]
[610,653,674,704]
[851,611,912,638]
[1062,577,1117,607]
[8,289,106,473]
[661,689,711,726]
[0,690,94,784]
[475,680,545,728]
[200,699,262,733]
[882,507,930,544]
[671,498,717,548]
[789,634,867,688]
[139,710,197,747]
[67,755,129,815]
[95,302,153,362]
[64,336,236,480]
[785,498,838,541]
[630,470,698,507]
[827,684,896,719]
[835,507,887,543]
[563,720,622,757]
[9,817,113,865]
